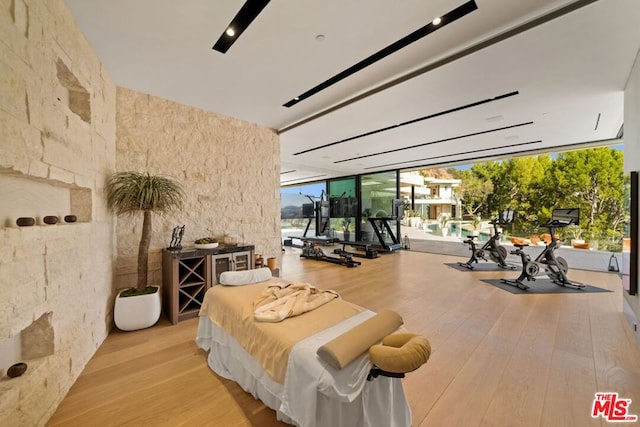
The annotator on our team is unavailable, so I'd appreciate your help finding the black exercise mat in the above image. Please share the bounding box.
[481,278,612,294]
[446,262,519,272]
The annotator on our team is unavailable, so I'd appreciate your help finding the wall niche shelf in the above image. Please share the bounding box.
[0,172,91,229]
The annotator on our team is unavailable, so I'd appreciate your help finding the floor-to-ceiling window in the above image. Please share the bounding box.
[280,181,326,241]
[328,177,357,242]
[360,171,399,243]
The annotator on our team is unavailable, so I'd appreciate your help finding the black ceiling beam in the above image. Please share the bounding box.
[279,0,598,134]
[212,0,271,54]
[293,91,518,156]
[283,0,478,107]
[363,138,620,172]
[366,139,543,169]
[334,121,534,163]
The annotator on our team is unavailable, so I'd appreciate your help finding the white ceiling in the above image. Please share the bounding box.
[64,0,640,185]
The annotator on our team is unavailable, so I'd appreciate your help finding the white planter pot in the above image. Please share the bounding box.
[114,286,161,331]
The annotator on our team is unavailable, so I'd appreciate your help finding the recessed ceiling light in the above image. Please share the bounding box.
[315,34,326,42]
[486,115,504,123]
[282,0,478,107]
[212,1,271,54]
[432,17,442,25]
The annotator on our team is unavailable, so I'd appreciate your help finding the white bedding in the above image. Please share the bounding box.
[196,312,411,427]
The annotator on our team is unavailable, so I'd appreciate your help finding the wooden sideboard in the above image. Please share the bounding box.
[162,244,255,324]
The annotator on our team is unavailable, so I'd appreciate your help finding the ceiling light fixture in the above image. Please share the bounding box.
[283,0,478,107]
[212,0,271,54]
[432,17,442,25]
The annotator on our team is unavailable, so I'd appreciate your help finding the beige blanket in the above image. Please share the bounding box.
[199,279,365,384]
[253,282,339,322]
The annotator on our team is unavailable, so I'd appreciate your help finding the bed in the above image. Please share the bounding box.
[195,268,417,427]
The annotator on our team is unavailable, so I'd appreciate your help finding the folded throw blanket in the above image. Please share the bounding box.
[253,282,340,322]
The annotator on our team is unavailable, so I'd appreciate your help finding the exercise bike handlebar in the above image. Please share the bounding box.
[539,219,574,228]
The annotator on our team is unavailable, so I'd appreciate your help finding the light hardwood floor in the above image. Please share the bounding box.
[47,248,640,427]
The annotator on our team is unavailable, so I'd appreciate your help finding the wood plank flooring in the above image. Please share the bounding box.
[47,248,640,427]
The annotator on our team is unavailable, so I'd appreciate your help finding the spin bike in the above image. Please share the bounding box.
[458,209,516,270]
[501,208,584,290]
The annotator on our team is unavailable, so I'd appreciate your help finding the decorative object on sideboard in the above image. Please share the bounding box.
[43,215,59,225]
[16,217,35,227]
[168,224,185,250]
[64,215,77,223]
[7,362,28,378]
[194,237,219,249]
[255,254,264,268]
[222,233,238,246]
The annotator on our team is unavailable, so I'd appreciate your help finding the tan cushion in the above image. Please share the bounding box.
[316,309,403,369]
[369,333,431,373]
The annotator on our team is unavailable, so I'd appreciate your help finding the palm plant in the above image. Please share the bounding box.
[106,171,184,294]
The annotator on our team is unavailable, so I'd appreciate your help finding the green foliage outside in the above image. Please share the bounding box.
[448,147,625,251]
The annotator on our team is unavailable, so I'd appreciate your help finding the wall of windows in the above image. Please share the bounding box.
[280,173,402,244]
[360,171,399,243]
[328,177,357,242]
[280,181,326,239]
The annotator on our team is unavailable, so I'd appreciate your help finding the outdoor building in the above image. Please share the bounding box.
[399,171,461,220]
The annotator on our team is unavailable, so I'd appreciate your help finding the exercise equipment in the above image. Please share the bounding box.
[334,241,379,259]
[502,208,584,290]
[458,209,516,270]
[300,241,361,267]
[367,217,403,252]
[365,199,404,252]
[287,191,339,248]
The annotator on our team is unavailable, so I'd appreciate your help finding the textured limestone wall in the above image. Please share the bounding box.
[115,88,281,290]
[0,0,116,425]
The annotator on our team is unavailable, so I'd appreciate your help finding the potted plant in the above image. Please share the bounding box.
[470,215,481,237]
[106,171,184,331]
[421,214,430,231]
[361,208,373,241]
[440,214,450,237]
[341,218,351,241]
[566,225,588,248]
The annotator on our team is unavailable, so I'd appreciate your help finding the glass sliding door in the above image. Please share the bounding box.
[329,177,357,242]
[280,181,326,242]
[360,171,399,243]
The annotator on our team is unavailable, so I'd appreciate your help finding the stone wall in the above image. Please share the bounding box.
[0,0,116,425]
[115,88,281,290]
